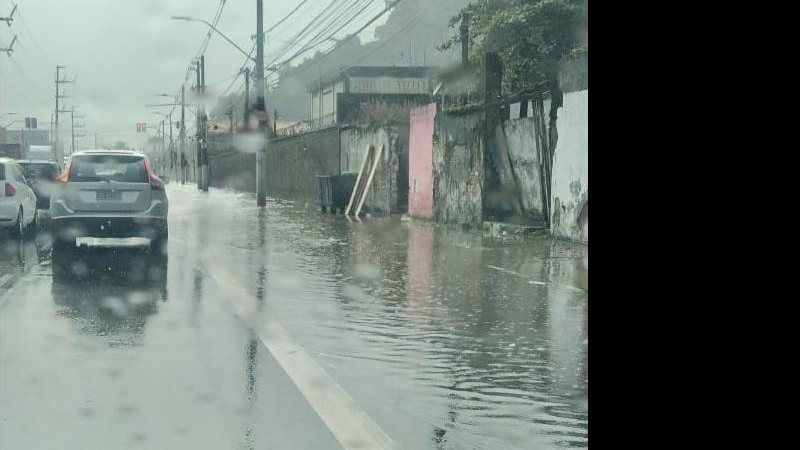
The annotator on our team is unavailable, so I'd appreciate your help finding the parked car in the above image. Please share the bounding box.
[17,160,62,210]
[50,150,168,252]
[0,158,39,236]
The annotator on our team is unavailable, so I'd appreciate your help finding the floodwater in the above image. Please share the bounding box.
[1,185,587,449]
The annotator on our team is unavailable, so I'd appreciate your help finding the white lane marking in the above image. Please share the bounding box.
[207,269,400,450]
[0,274,15,310]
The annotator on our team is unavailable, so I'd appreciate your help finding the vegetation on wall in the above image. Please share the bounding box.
[441,0,588,92]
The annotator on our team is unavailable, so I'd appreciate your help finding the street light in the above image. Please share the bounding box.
[171,15,255,62]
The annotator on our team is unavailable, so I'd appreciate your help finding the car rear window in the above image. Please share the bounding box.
[68,155,147,183]
[20,163,59,181]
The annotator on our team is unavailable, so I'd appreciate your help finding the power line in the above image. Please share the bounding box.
[267,0,311,33]
[267,0,343,66]
[298,0,377,53]
[183,0,228,83]
[269,0,406,70]
[266,0,374,66]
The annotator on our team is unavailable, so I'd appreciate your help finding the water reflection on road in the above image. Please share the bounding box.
[1,186,587,449]
[51,247,168,348]
[205,189,589,449]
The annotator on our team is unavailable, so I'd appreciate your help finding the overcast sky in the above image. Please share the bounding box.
[0,0,389,149]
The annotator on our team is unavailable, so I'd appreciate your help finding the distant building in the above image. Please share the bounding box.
[2,129,51,148]
[305,66,433,129]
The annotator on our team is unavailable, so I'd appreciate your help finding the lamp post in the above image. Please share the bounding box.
[171,9,264,199]
[170,16,255,62]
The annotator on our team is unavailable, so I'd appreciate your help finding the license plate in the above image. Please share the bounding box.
[96,190,121,201]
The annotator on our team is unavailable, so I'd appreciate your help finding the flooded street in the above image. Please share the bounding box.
[1,185,587,449]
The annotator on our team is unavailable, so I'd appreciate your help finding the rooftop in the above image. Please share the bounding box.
[307,65,434,92]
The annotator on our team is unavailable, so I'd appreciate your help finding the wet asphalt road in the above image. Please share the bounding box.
[0,185,588,450]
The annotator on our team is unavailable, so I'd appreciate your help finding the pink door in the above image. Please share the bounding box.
[408,103,436,219]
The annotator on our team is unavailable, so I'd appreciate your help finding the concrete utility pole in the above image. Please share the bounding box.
[169,110,174,171]
[194,56,208,191]
[70,109,85,155]
[255,0,267,206]
[180,85,186,185]
[243,67,250,125]
[199,55,209,192]
[55,66,75,162]
[160,119,166,171]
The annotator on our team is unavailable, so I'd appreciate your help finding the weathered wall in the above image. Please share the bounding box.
[550,90,588,243]
[337,94,431,125]
[501,117,546,221]
[339,124,408,214]
[266,127,341,203]
[433,111,484,226]
[207,132,256,192]
[408,103,436,219]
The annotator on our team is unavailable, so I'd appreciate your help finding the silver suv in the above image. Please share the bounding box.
[50,150,168,252]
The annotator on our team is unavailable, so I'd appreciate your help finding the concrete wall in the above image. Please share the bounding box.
[408,103,436,219]
[266,127,341,203]
[339,124,408,214]
[433,111,484,226]
[207,132,256,192]
[550,90,588,243]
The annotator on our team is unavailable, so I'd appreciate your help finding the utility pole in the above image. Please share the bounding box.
[199,55,209,192]
[169,110,174,171]
[255,0,267,206]
[55,66,75,162]
[70,109,74,154]
[161,119,166,172]
[70,109,85,155]
[180,85,186,185]
[242,67,250,125]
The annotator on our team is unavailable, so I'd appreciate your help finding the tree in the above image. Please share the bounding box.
[111,141,128,150]
[441,0,587,92]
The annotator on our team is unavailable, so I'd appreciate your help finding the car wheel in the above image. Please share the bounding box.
[15,208,24,237]
[24,210,39,236]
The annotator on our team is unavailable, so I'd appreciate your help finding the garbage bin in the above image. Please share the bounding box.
[317,175,334,213]
[335,173,358,213]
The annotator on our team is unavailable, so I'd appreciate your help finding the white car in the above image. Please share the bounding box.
[49,150,168,252]
[0,158,39,236]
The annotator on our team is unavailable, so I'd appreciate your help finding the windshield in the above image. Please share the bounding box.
[19,163,59,181]
[1,2,587,449]
[68,155,147,183]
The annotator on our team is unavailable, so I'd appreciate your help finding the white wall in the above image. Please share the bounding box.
[550,90,588,243]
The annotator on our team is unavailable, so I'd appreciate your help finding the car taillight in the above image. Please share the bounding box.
[144,159,164,191]
[4,182,15,197]
[56,159,72,183]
